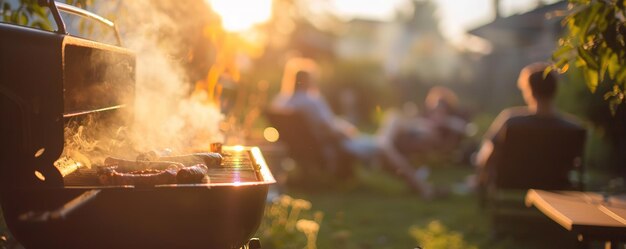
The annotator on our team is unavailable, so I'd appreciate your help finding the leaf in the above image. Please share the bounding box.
[33,4,46,16]
[599,50,609,82]
[560,63,570,73]
[604,86,624,116]
[577,46,599,69]
[596,7,612,31]
[569,19,581,36]
[581,3,602,35]
[583,68,599,93]
[553,44,574,59]
[575,57,587,67]
[607,53,619,79]
[17,11,28,25]
[32,5,48,19]
[544,66,554,78]
[617,66,626,83]
[32,20,52,31]
[609,100,619,116]
[603,85,619,100]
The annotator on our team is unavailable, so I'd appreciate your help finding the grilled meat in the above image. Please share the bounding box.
[176,164,210,184]
[98,167,178,186]
[158,153,222,167]
[104,157,184,171]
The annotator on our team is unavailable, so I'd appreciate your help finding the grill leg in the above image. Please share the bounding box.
[243,238,261,249]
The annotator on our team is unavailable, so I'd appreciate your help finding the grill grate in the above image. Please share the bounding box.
[63,168,100,186]
[207,149,259,183]
[63,148,260,186]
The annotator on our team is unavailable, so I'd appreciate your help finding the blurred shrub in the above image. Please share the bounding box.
[409,220,477,249]
[1,0,53,31]
[319,59,393,128]
[552,0,626,113]
[557,67,626,172]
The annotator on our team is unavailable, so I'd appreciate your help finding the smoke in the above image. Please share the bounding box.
[113,0,224,153]
[51,0,227,178]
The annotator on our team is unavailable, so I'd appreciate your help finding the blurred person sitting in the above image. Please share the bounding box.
[272,70,439,198]
[381,86,470,158]
[473,62,585,190]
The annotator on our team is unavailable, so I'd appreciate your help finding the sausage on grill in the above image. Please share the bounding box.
[176,164,210,184]
[98,164,210,186]
[158,153,222,167]
[98,167,178,186]
[103,157,184,172]
[100,155,215,186]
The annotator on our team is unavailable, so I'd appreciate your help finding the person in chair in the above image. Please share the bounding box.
[275,70,441,198]
[475,62,585,188]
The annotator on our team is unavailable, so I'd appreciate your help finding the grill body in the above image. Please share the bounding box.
[0,10,273,249]
[4,184,269,249]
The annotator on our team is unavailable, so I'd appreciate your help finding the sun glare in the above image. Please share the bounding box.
[208,0,273,32]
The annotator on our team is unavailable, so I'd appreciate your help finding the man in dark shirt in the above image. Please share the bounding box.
[475,62,584,186]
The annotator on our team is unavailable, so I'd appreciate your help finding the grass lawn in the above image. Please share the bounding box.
[0,161,614,248]
[272,165,597,249]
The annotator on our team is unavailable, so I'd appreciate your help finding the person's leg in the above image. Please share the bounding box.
[376,111,440,156]
[375,110,401,145]
[342,136,378,162]
[344,131,438,199]
[377,143,435,198]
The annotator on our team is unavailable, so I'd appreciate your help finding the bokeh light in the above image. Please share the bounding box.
[263,127,280,142]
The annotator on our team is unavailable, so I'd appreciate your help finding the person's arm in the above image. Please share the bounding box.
[475,110,511,172]
[302,95,352,143]
[475,140,494,170]
[474,114,507,188]
[313,96,359,139]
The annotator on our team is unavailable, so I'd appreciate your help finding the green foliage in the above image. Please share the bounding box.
[552,0,626,114]
[1,1,117,45]
[1,0,53,30]
[409,220,478,249]
[64,0,102,41]
[1,0,92,32]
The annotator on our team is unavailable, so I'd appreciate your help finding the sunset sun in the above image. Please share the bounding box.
[207,0,273,32]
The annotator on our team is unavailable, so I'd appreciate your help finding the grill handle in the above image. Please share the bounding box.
[18,189,101,222]
[38,0,123,46]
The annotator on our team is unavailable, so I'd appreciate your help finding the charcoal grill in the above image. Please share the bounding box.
[0,1,274,249]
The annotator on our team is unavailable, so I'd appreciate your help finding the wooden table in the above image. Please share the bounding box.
[525,189,626,248]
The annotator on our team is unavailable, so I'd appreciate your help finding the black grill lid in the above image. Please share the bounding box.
[0,1,135,188]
